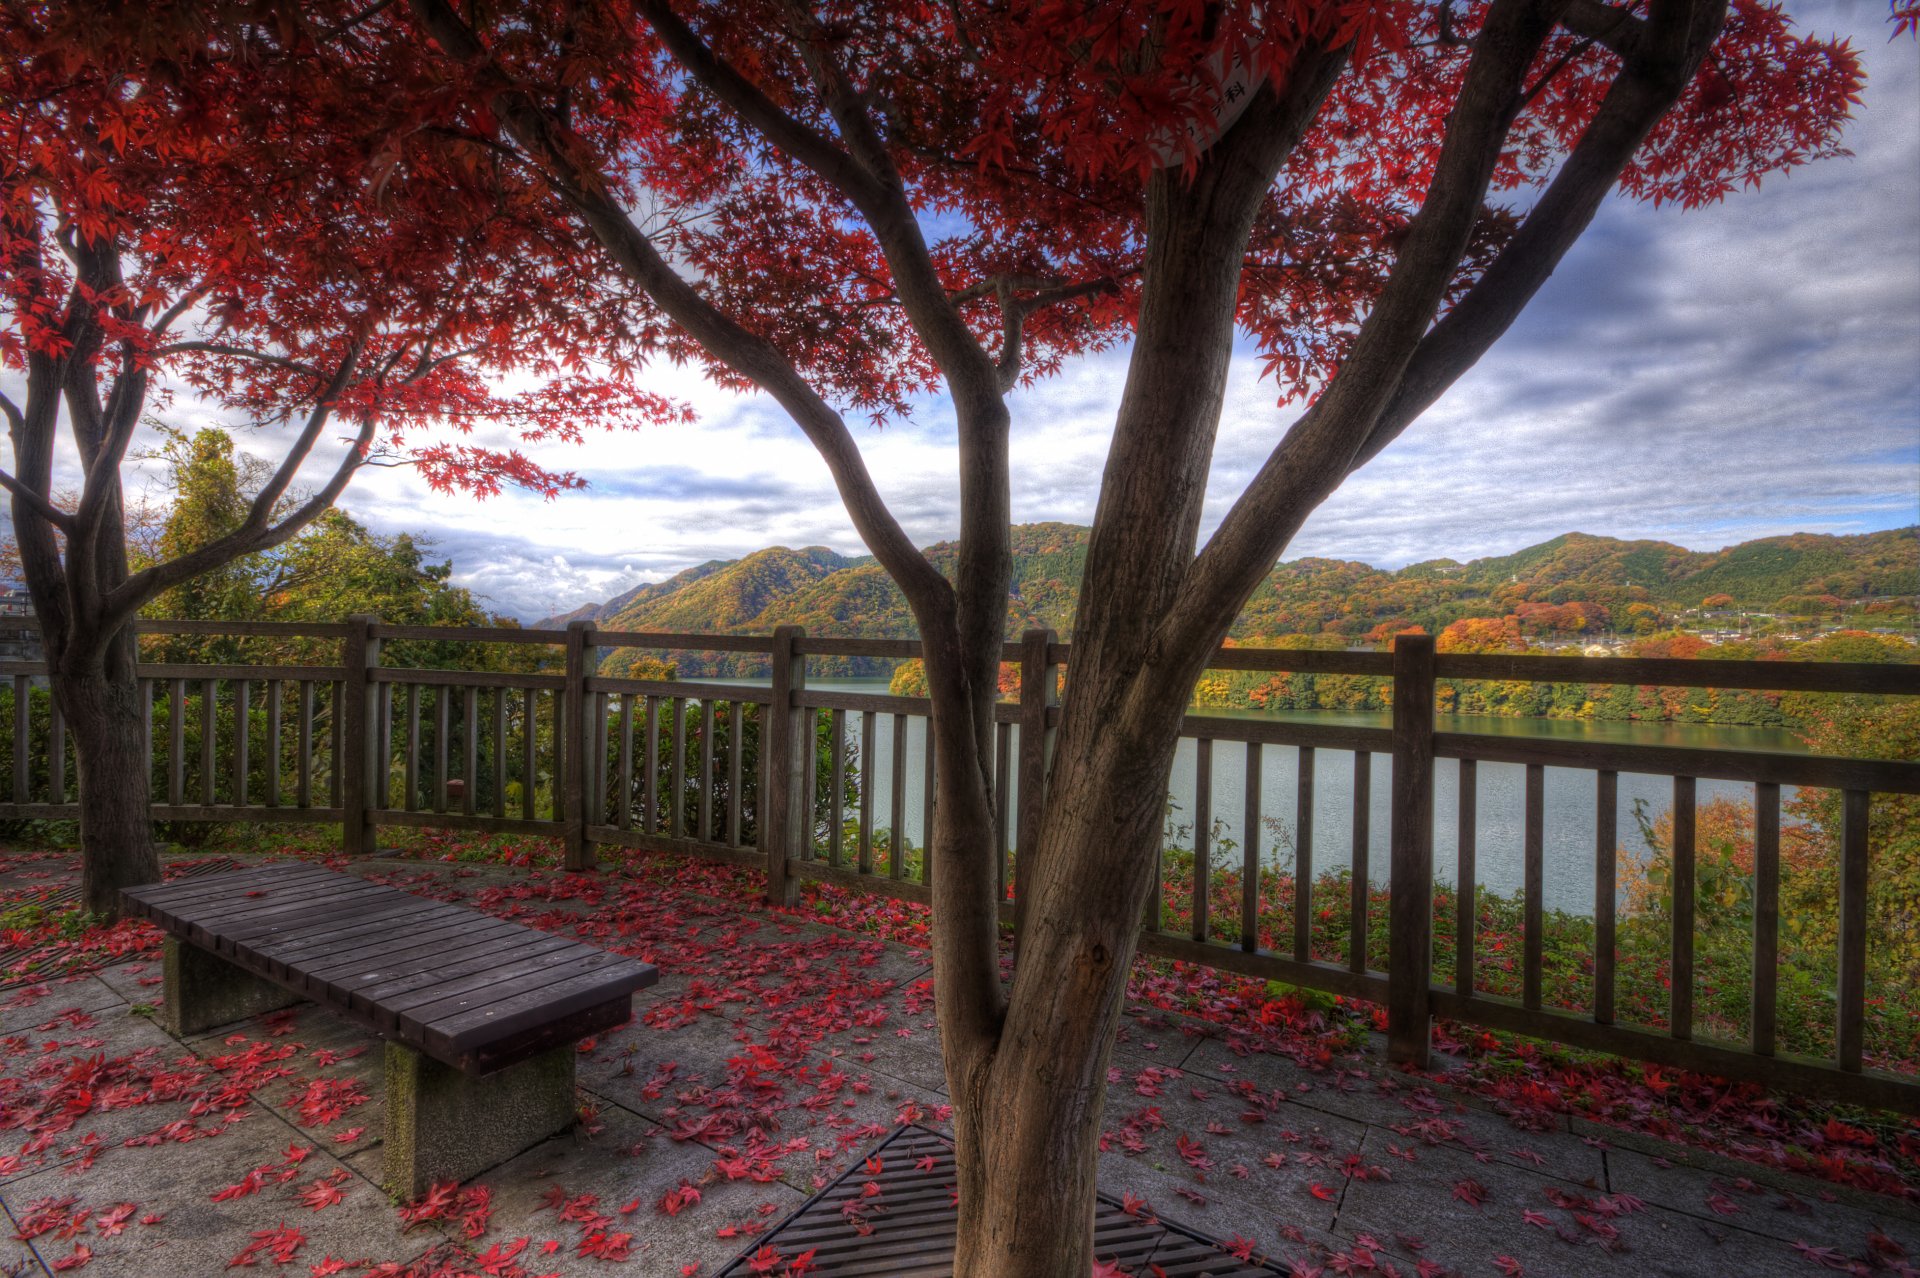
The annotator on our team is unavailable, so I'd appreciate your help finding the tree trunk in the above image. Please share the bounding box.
[949,677,1190,1276]
[52,626,160,918]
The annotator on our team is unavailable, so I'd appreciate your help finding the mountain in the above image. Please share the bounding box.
[543,525,1917,676]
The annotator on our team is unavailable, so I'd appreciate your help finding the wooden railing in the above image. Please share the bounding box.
[0,618,1915,1112]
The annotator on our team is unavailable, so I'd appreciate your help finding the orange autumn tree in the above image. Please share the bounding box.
[0,9,679,914]
[154,0,1877,1269]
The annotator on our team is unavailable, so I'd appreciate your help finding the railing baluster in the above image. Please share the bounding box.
[727,703,745,847]
[1294,746,1314,964]
[232,679,250,807]
[12,676,29,804]
[434,686,450,813]
[1593,769,1617,1024]
[643,696,660,834]
[1671,775,1697,1041]
[617,693,635,831]
[1349,750,1369,974]
[1457,759,1478,998]
[589,690,607,825]
[521,688,537,821]
[1752,781,1780,1056]
[921,719,935,887]
[670,696,687,840]
[169,678,186,805]
[265,680,282,808]
[1193,737,1212,944]
[858,710,875,874]
[1524,763,1544,1011]
[48,697,64,804]
[828,708,846,866]
[1241,742,1261,954]
[492,687,507,820]
[296,680,313,809]
[141,679,153,800]
[374,683,391,809]
[1838,789,1870,1073]
[890,712,906,878]
[802,707,817,859]
[995,720,1012,904]
[700,699,718,843]
[464,686,480,817]
[403,684,420,812]
[329,680,344,807]
[199,679,216,805]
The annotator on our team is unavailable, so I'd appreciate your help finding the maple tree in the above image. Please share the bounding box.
[360,0,1871,1269]
[23,0,1881,1270]
[0,9,675,915]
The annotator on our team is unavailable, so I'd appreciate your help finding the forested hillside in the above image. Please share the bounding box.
[545,524,1916,677]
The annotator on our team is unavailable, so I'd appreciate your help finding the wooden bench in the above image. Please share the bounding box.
[122,863,658,1196]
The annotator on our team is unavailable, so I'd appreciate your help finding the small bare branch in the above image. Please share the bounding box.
[0,467,76,532]
[154,342,329,381]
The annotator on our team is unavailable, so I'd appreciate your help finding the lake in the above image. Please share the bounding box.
[707,676,1807,915]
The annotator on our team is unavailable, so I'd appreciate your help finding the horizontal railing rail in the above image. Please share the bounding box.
[0,616,1913,1112]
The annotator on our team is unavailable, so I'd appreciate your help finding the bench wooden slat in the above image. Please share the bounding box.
[458,994,634,1076]
[128,864,336,911]
[195,889,412,955]
[122,865,656,1077]
[192,880,396,937]
[150,873,384,931]
[348,936,584,1022]
[227,901,463,974]
[281,913,531,978]
[427,964,653,1063]
[386,946,629,1029]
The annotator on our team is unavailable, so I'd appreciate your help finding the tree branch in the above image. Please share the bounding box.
[0,467,75,532]
[1559,0,1648,59]
[1163,0,1579,663]
[1347,0,1725,474]
[408,0,956,628]
[631,0,883,205]
[154,342,329,381]
[101,407,377,630]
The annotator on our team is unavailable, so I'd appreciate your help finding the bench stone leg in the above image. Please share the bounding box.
[382,1041,577,1199]
[163,936,303,1037]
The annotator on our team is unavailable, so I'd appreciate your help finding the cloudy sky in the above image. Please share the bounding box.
[13,2,1919,622]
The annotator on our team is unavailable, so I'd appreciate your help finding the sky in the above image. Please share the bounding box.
[11,2,1920,623]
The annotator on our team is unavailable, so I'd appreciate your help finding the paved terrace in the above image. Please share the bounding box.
[0,847,1914,1278]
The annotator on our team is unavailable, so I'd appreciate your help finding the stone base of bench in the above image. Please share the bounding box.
[382,1040,578,1199]
[163,936,304,1037]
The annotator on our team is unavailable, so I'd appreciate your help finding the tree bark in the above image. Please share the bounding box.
[51,624,160,918]
[952,696,1186,1275]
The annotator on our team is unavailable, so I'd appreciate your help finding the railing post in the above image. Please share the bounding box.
[762,626,806,906]
[1387,632,1436,1067]
[341,614,381,856]
[1013,628,1058,957]
[562,620,596,872]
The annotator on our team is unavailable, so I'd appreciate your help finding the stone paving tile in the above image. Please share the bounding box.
[1092,1151,1348,1264]
[87,958,166,1009]
[402,1101,808,1278]
[0,1008,203,1187]
[0,975,127,1037]
[5,1100,434,1277]
[179,1004,386,1160]
[1334,1135,1620,1277]
[1100,1084,1373,1230]
[0,1199,51,1278]
[1607,1145,1920,1256]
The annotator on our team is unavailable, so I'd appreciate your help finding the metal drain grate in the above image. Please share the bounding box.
[719,1125,1284,1277]
[0,856,242,987]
